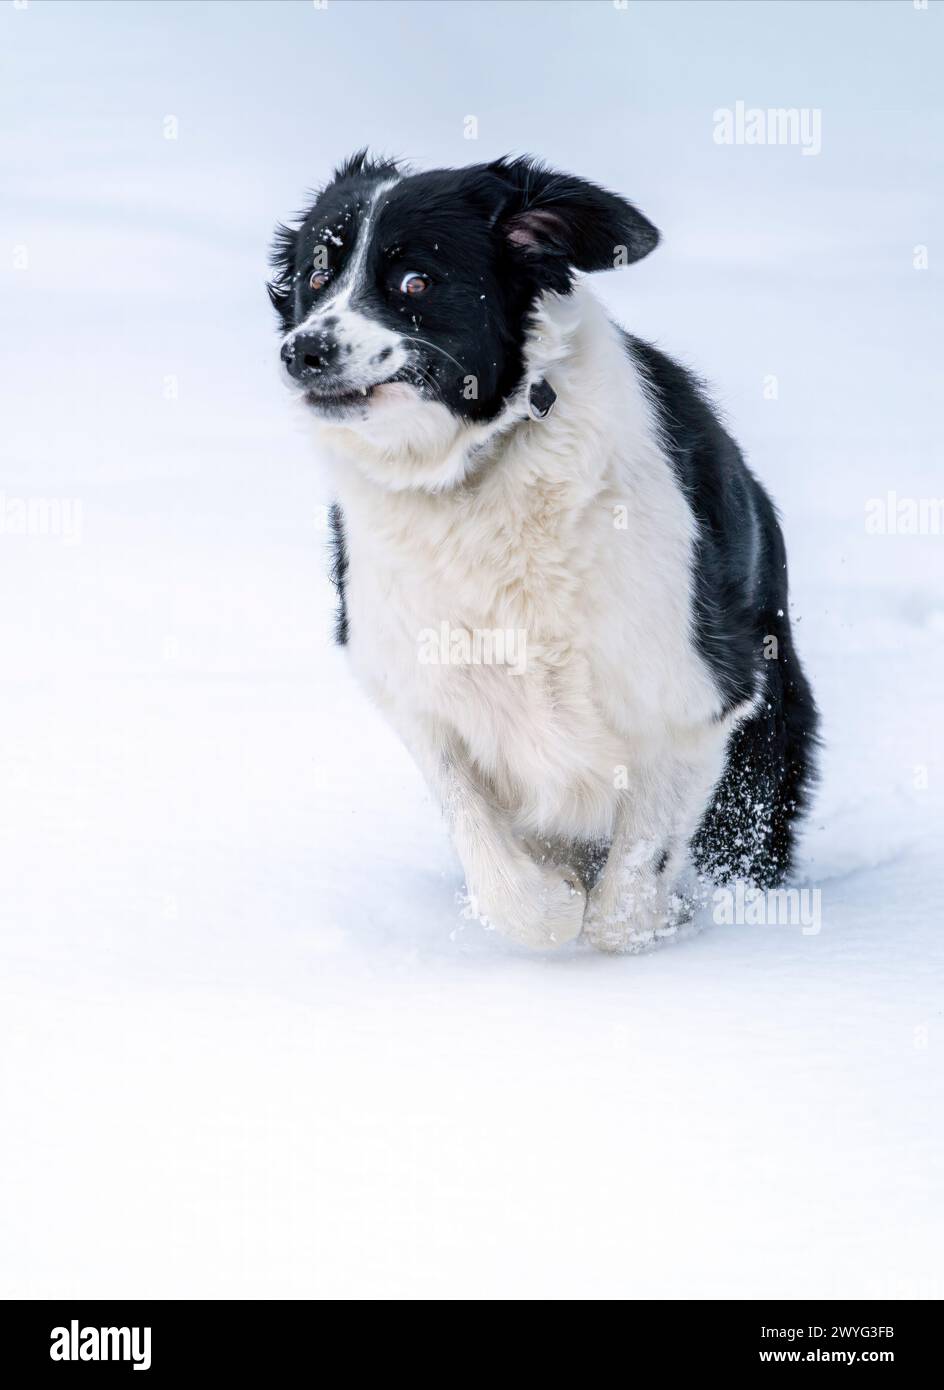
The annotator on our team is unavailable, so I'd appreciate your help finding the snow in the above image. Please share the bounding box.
[1,0,941,1299]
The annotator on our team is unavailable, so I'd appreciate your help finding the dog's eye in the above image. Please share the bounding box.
[399,272,430,297]
[309,269,332,291]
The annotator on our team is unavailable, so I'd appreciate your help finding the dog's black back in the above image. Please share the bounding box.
[629,336,819,885]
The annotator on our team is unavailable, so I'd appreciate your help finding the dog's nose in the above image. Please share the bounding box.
[281,329,339,381]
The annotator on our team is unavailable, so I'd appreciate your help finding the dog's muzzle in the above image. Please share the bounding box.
[280,324,340,384]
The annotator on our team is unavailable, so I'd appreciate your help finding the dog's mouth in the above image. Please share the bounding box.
[303,369,416,414]
[304,383,377,410]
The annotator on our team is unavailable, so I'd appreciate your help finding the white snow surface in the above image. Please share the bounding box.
[1,1,942,1299]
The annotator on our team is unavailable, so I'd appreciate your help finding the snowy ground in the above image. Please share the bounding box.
[1,1,942,1298]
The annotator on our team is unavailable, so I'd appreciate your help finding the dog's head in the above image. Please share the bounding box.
[268,152,658,451]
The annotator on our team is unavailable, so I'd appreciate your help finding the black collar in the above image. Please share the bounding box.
[528,378,557,421]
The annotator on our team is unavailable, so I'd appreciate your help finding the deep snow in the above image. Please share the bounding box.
[1,0,942,1299]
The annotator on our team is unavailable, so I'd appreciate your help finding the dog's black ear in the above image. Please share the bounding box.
[266,221,299,326]
[488,156,659,292]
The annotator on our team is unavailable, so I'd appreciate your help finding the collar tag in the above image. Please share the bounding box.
[528,378,557,421]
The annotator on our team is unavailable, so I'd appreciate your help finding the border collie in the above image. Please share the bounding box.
[269,152,818,952]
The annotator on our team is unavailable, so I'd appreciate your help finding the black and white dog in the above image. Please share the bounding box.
[269,152,818,952]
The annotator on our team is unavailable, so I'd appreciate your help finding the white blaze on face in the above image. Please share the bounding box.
[281,179,409,388]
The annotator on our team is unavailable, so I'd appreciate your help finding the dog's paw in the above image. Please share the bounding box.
[469,864,586,950]
[584,899,659,954]
[584,874,678,955]
[532,867,587,949]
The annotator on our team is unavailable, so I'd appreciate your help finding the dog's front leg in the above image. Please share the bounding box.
[584,814,674,953]
[586,735,727,953]
[397,716,586,950]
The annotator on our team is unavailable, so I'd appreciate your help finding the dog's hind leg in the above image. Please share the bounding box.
[691,612,819,887]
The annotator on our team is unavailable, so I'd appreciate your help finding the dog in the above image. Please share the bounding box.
[268,151,819,952]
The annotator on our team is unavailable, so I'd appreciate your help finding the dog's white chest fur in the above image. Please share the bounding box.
[322,288,723,844]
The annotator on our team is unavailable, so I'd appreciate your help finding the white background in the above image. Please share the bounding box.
[1,0,942,1298]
